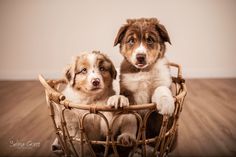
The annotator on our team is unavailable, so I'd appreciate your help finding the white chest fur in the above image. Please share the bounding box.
[120,58,172,104]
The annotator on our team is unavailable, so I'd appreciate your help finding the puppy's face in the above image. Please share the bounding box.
[114,18,171,69]
[65,51,117,94]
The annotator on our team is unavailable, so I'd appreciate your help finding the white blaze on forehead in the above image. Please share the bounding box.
[134,43,147,54]
[88,71,99,80]
[87,53,102,81]
[88,53,97,68]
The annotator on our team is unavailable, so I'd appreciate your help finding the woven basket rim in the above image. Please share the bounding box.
[39,62,187,112]
[38,62,187,157]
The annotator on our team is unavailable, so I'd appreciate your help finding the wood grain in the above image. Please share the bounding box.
[0,79,235,157]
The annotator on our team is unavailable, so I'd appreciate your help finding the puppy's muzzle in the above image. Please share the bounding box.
[136,53,146,65]
[91,78,100,87]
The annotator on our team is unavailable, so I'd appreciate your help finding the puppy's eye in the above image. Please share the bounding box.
[99,67,105,71]
[128,38,135,45]
[146,37,154,45]
[81,68,87,74]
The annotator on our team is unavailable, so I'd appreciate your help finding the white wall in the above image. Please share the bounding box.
[0,0,236,80]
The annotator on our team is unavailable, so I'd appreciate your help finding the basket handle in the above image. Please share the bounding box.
[168,62,183,79]
[38,74,65,103]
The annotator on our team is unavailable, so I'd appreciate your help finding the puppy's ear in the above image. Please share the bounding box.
[110,62,117,80]
[64,56,79,85]
[106,57,117,79]
[64,65,72,83]
[102,53,117,79]
[156,23,171,44]
[114,25,129,46]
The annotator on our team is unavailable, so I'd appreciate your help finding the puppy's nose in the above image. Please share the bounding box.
[136,53,146,63]
[92,78,100,86]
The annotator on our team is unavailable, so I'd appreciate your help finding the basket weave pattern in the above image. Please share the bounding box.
[39,62,187,157]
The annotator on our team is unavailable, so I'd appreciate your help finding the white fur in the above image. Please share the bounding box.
[152,86,175,115]
[88,53,97,67]
[131,43,147,64]
[121,57,174,115]
[63,85,82,103]
[63,85,106,105]
[107,95,129,109]
[134,43,147,54]
[87,53,104,89]
[54,52,137,155]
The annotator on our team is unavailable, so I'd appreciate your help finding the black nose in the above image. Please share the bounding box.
[136,54,146,63]
[92,78,100,86]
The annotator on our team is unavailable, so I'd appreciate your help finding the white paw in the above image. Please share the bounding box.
[152,86,175,115]
[117,133,136,146]
[107,95,129,109]
[156,96,175,115]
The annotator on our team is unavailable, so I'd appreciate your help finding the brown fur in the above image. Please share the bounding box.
[114,18,171,73]
[114,18,176,153]
[57,51,137,156]
[64,51,116,97]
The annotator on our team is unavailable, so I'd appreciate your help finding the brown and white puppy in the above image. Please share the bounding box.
[52,51,137,156]
[113,18,175,138]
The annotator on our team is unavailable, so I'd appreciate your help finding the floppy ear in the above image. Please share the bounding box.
[64,65,72,83]
[102,54,117,79]
[105,57,117,79]
[64,56,79,85]
[110,62,117,80]
[114,25,129,46]
[156,23,171,44]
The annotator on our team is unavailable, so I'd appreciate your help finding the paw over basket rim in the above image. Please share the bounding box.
[39,62,187,157]
[38,62,186,111]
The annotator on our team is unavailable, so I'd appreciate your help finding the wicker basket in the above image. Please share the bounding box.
[39,62,187,157]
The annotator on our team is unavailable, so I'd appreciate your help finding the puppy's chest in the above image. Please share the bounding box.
[121,72,158,104]
[121,72,154,89]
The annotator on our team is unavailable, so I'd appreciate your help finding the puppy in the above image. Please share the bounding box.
[113,18,175,148]
[52,51,137,156]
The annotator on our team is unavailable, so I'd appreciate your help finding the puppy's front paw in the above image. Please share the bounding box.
[107,95,129,109]
[117,133,136,146]
[152,86,175,115]
[156,96,175,115]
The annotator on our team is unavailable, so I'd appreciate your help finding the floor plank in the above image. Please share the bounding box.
[0,79,235,157]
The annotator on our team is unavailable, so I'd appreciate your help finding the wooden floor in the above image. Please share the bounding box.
[0,79,235,157]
